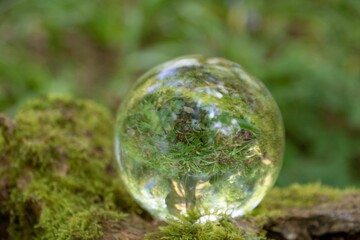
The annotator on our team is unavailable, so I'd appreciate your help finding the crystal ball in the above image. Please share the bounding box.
[115,55,284,220]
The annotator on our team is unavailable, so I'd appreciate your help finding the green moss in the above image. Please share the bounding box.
[1,95,137,240]
[250,183,359,225]
[145,216,265,240]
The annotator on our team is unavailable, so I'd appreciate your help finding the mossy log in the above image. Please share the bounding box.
[0,96,359,240]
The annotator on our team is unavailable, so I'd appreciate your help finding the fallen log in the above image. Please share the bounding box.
[0,96,359,240]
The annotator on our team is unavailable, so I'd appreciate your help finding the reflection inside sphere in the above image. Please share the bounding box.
[115,55,284,220]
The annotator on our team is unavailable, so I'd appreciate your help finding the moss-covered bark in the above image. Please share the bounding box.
[0,96,359,240]
[0,96,138,239]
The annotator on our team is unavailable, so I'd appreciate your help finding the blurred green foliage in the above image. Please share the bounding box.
[0,0,359,187]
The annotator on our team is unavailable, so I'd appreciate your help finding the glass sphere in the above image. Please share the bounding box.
[115,55,284,220]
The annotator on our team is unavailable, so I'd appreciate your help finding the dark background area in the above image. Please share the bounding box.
[0,0,359,187]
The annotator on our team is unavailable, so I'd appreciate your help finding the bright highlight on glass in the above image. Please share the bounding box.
[115,55,284,220]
